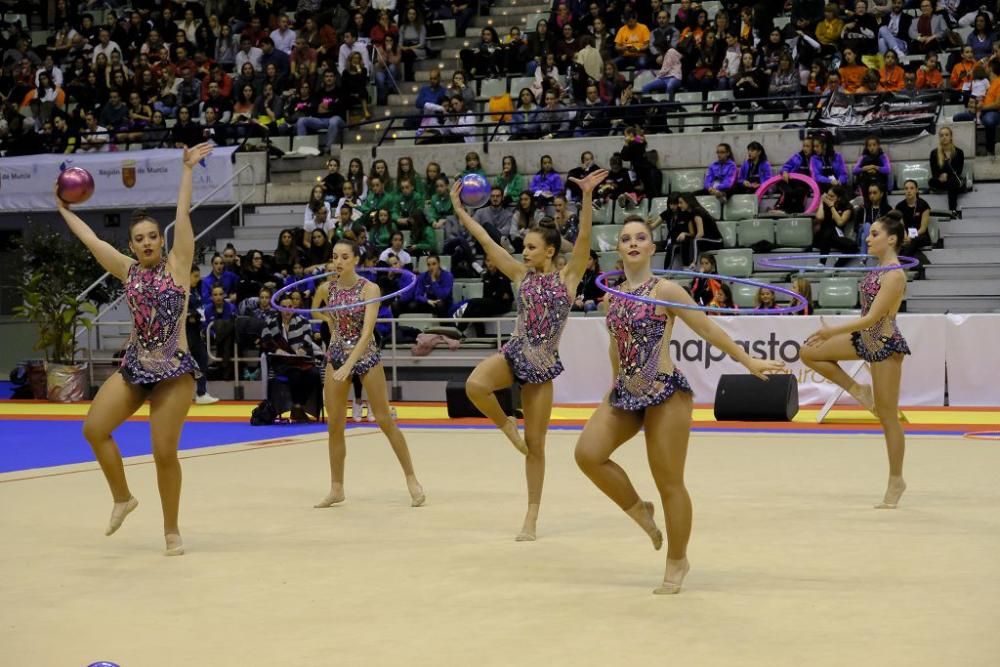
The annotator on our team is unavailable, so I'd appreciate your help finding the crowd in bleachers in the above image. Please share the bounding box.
[3,0,999,155]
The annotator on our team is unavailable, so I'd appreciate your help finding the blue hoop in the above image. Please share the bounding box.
[595,269,809,315]
[270,267,417,315]
[757,254,920,272]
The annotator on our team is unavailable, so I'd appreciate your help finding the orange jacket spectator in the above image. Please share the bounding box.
[916,66,943,89]
[951,59,976,90]
[879,64,904,91]
[839,63,867,93]
[982,75,1000,110]
[615,20,651,54]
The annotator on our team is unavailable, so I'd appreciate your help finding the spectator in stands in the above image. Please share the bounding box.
[397,8,427,82]
[702,143,739,201]
[566,151,600,202]
[358,175,395,225]
[677,193,724,266]
[928,125,966,214]
[689,254,724,306]
[813,185,859,263]
[651,193,687,263]
[448,70,476,109]
[416,94,477,143]
[187,266,218,404]
[427,176,455,226]
[569,250,604,313]
[855,181,891,254]
[494,155,525,203]
[509,88,541,139]
[294,68,347,154]
[894,178,932,256]
[92,28,122,64]
[414,68,447,117]
[555,24,580,74]
[950,46,977,93]
[816,4,845,56]
[838,47,867,94]
[347,158,369,198]
[909,0,948,54]
[574,34,603,83]
[878,0,911,54]
[535,89,573,138]
[204,285,237,380]
[78,109,110,152]
[342,51,372,121]
[305,229,334,269]
[974,59,1000,154]
[810,133,849,189]
[177,65,203,117]
[380,231,414,267]
[527,19,554,75]
[393,178,422,229]
[305,184,333,232]
[642,46,683,96]
[735,141,773,194]
[274,229,301,276]
[396,157,424,198]
[370,208,398,250]
[600,153,638,206]
[913,53,945,92]
[733,50,769,106]
[462,27,504,78]
[399,253,454,317]
[99,89,128,134]
[238,252,277,302]
[202,81,233,123]
[260,37,291,78]
[216,24,239,69]
[967,13,995,61]
[406,211,439,257]
[878,49,905,91]
[754,287,779,310]
[291,36,318,85]
[453,254,513,337]
[337,29,371,74]
[236,36,264,72]
[841,0,879,56]
[853,135,893,194]
[791,277,814,315]
[459,152,484,178]
[529,154,564,208]
[374,33,402,105]
[270,14,297,55]
[261,293,323,422]
[474,187,518,250]
[650,9,679,65]
[614,10,652,69]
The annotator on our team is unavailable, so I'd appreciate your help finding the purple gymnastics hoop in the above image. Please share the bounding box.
[757,254,920,272]
[270,267,417,315]
[595,269,809,315]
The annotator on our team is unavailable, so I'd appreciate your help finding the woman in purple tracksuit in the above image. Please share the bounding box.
[699,143,738,201]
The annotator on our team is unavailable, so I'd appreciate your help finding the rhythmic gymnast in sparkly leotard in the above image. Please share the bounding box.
[802,211,911,509]
[60,143,213,556]
[574,219,783,594]
[312,239,425,509]
[452,170,609,541]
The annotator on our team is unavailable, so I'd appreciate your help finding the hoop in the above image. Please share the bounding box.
[756,173,821,215]
[594,269,810,315]
[962,431,1000,441]
[270,267,417,314]
[757,254,920,272]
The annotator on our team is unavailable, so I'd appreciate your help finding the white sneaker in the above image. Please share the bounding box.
[194,393,220,405]
[352,399,363,423]
[365,401,376,422]
[472,261,484,275]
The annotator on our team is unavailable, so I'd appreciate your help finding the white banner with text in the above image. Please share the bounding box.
[944,314,1000,406]
[554,315,953,406]
[0,146,239,210]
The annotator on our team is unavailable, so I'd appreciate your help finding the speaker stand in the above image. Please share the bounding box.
[816,361,907,423]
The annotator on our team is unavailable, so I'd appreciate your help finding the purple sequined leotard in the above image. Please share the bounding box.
[851,270,911,362]
[606,277,691,411]
[326,277,380,376]
[119,260,200,386]
[501,270,571,384]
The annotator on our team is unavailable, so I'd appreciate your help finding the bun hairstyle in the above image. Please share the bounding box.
[529,217,563,249]
[877,210,905,252]
[129,208,159,232]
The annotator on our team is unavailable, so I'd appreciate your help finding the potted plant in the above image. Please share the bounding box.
[13,225,120,402]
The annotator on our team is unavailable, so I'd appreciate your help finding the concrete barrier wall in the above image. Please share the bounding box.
[341,122,975,178]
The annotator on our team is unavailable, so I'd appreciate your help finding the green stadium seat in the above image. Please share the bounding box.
[736,219,775,247]
[592,200,615,224]
[463,282,484,299]
[714,248,753,277]
[695,195,723,220]
[724,194,758,221]
[774,217,814,248]
[591,225,623,252]
[818,277,859,308]
[732,283,760,308]
[895,162,930,191]
[717,220,738,248]
[669,169,705,193]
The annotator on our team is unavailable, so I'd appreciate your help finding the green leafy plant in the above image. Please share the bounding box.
[12,226,121,365]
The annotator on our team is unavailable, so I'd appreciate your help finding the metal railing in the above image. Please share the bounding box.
[79,161,259,387]
[343,89,945,155]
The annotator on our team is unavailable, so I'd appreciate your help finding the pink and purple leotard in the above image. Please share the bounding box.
[501,269,571,384]
[605,277,691,411]
[119,260,200,387]
[851,270,911,362]
[325,277,380,376]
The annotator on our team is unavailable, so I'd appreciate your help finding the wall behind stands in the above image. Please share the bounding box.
[553,314,1000,407]
[343,123,975,179]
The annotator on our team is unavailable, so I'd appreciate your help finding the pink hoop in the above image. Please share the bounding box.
[755,173,821,215]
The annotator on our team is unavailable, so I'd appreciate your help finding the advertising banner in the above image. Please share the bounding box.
[944,314,1000,406]
[554,315,948,406]
[0,146,239,210]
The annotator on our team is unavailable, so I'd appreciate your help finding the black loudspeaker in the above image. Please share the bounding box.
[713,374,799,421]
[446,381,520,418]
